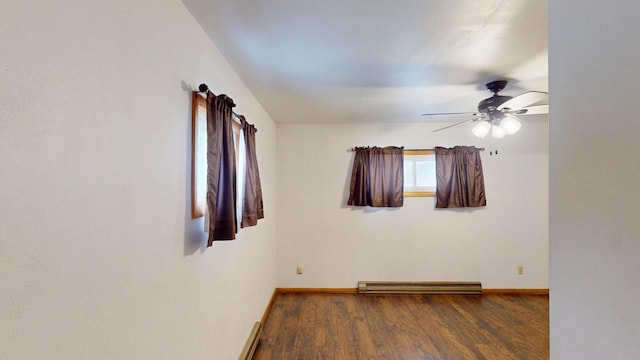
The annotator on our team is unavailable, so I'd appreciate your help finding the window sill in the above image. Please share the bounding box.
[404,191,435,197]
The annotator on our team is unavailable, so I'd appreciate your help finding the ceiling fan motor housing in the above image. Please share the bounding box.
[478,80,513,118]
[478,94,512,114]
[485,80,508,93]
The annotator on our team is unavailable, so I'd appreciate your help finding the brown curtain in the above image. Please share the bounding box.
[240,116,264,228]
[435,146,486,208]
[348,146,404,207]
[206,93,237,246]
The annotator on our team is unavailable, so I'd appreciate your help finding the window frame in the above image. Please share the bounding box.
[403,149,436,197]
[191,92,244,219]
[191,92,208,218]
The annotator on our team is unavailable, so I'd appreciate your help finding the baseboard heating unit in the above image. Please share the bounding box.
[238,322,262,360]
[357,281,482,295]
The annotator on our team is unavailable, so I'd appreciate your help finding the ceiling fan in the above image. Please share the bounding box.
[423,80,549,138]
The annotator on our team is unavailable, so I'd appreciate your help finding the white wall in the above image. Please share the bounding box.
[549,1,640,358]
[277,121,548,289]
[0,1,277,359]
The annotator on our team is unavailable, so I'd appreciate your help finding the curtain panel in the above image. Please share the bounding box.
[206,93,238,245]
[348,146,404,208]
[435,146,486,208]
[240,116,264,228]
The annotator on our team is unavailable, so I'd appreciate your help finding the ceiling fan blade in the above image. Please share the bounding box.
[498,91,548,111]
[422,111,477,116]
[432,118,475,133]
[519,104,549,115]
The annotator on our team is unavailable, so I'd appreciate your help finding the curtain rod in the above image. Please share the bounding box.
[351,147,485,152]
[197,83,257,132]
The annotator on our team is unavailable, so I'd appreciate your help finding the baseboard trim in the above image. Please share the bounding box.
[276,287,358,294]
[483,288,549,295]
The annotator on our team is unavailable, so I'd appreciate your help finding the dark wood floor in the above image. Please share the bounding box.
[253,292,548,360]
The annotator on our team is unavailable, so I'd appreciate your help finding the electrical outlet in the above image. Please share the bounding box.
[296,265,303,275]
[517,266,524,275]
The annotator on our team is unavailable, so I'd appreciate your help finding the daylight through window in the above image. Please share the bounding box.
[403,149,436,197]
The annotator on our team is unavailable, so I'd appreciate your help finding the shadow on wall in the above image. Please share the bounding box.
[182,80,208,256]
[434,206,487,213]
[341,149,354,209]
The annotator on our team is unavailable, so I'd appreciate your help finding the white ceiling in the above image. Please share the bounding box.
[182,0,548,124]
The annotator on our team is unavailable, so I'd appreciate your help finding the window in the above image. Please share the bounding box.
[403,149,436,197]
[232,117,245,228]
[191,92,245,219]
[191,92,208,218]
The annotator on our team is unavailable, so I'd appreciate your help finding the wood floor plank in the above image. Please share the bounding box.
[253,293,549,360]
[477,295,549,359]
[331,295,372,360]
[407,295,485,359]
[344,294,378,359]
[374,296,439,360]
[312,294,333,348]
[253,295,286,360]
[400,295,468,359]
[359,296,401,360]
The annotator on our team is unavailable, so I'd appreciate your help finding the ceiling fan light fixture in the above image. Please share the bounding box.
[472,121,491,138]
[491,124,506,138]
[501,115,522,135]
